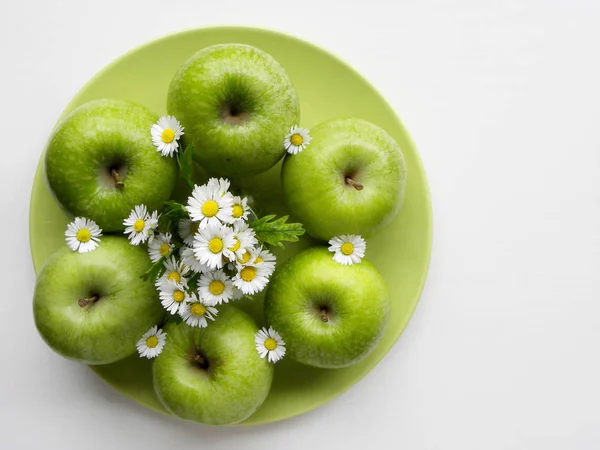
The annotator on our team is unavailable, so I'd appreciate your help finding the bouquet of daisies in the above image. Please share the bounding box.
[120,176,303,359]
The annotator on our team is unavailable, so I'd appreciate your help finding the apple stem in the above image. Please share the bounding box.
[345,177,364,191]
[193,354,205,365]
[111,169,125,188]
[320,309,329,323]
[78,295,99,308]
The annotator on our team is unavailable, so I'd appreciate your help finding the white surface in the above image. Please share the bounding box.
[2,0,599,448]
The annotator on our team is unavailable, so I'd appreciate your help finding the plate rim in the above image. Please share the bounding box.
[28,25,433,425]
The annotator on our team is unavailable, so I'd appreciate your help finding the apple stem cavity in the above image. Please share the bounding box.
[78,295,99,308]
[111,169,125,189]
[192,353,210,371]
[345,177,364,191]
[220,101,251,126]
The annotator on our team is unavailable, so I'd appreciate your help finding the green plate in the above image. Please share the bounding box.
[29,27,432,425]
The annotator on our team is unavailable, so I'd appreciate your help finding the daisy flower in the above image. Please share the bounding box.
[233,244,263,266]
[193,223,235,269]
[186,182,234,228]
[235,247,255,265]
[284,125,311,155]
[233,263,270,295]
[251,247,277,274]
[151,115,184,157]
[207,177,231,197]
[228,222,258,260]
[179,294,218,328]
[123,205,152,245]
[328,234,366,265]
[136,325,167,359]
[230,196,250,222]
[254,327,286,363]
[148,232,174,262]
[147,210,160,243]
[198,269,234,305]
[180,246,210,274]
[64,217,102,253]
[156,256,190,287]
[178,218,199,247]
[159,280,190,315]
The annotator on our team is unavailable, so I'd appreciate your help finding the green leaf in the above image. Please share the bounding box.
[249,214,305,249]
[158,200,188,233]
[186,273,200,292]
[177,145,195,189]
[140,253,168,282]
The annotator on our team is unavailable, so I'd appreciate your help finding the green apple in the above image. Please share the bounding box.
[33,236,164,364]
[281,118,407,241]
[153,305,273,425]
[167,44,300,177]
[45,99,179,232]
[264,247,390,368]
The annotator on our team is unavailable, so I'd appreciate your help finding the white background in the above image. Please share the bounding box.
[2,0,599,448]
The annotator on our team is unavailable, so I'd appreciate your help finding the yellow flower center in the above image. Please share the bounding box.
[167,271,181,283]
[161,128,175,143]
[209,280,225,295]
[133,219,145,233]
[240,266,257,282]
[341,242,354,255]
[173,290,185,303]
[201,200,219,217]
[254,256,263,264]
[291,133,303,146]
[76,228,91,243]
[237,251,251,264]
[146,336,159,348]
[229,238,241,252]
[159,243,171,255]
[208,238,223,253]
[232,204,244,218]
[191,303,206,316]
[264,338,277,351]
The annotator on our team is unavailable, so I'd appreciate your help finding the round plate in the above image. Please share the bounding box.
[29,27,432,425]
